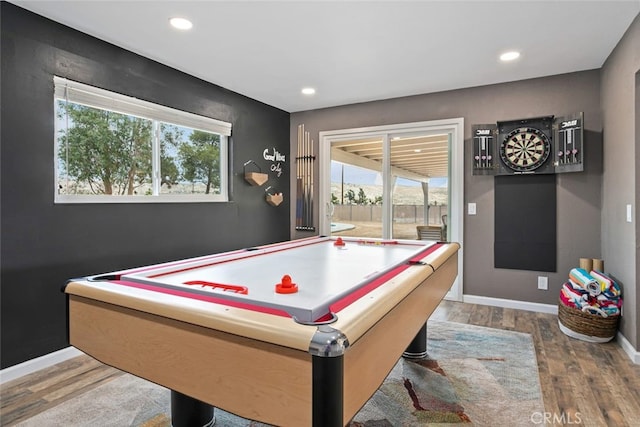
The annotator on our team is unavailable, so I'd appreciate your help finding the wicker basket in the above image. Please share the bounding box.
[558,299,620,342]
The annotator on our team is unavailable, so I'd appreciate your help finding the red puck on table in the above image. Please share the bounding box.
[275,275,298,294]
[334,237,345,247]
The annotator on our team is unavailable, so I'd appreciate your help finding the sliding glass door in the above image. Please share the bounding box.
[390,133,450,240]
[327,133,449,241]
[329,136,385,238]
[318,119,464,300]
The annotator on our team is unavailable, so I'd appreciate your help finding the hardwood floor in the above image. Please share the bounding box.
[430,301,640,427]
[1,300,639,426]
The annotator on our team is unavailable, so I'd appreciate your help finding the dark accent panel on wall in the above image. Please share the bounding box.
[1,3,290,368]
[494,175,557,272]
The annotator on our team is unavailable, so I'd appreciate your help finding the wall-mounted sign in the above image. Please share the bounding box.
[263,148,286,178]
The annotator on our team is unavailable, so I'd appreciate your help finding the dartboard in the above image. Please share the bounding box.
[499,127,551,172]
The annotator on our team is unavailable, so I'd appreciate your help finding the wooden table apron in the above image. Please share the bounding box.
[65,242,459,427]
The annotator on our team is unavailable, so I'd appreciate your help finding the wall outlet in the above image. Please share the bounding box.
[468,203,477,215]
[537,276,548,290]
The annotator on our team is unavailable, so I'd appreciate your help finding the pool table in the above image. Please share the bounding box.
[64,236,460,427]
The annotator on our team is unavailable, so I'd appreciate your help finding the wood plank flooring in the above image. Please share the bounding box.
[2,300,639,426]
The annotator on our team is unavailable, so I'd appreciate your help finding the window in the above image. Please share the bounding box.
[54,77,231,203]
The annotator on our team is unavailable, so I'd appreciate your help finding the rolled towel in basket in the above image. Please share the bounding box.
[590,270,621,299]
[595,299,620,316]
[569,268,601,296]
[560,286,577,308]
[561,282,589,308]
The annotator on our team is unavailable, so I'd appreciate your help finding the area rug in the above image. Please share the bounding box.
[15,321,544,426]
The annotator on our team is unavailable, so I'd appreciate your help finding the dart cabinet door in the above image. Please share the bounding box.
[554,113,584,173]
[472,124,497,175]
[494,174,557,272]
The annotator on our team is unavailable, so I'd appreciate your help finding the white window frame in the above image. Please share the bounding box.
[54,77,231,203]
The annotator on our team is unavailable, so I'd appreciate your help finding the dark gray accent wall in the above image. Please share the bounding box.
[1,3,290,368]
[291,70,602,307]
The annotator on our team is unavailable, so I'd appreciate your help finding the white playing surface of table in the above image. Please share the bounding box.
[118,237,435,323]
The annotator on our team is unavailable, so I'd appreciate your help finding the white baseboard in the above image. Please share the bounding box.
[0,346,84,385]
[462,294,638,364]
[462,294,558,314]
[617,331,640,364]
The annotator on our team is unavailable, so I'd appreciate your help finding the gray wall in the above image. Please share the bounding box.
[1,3,290,368]
[291,70,603,308]
[600,14,639,349]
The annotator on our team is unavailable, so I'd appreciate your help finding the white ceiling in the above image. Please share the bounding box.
[9,1,640,113]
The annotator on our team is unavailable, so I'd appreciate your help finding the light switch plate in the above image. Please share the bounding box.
[538,276,548,290]
[468,203,476,215]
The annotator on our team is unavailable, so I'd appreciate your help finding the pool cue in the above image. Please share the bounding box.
[302,125,308,228]
[304,128,310,229]
[303,125,307,228]
[296,125,303,228]
[299,127,303,228]
[300,126,304,228]
[296,125,299,227]
[309,139,314,230]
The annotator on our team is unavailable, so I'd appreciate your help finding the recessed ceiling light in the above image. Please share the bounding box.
[169,17,193,30]
[500,51,520,62]
[301,87,316,95]
[414,149,421,153]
